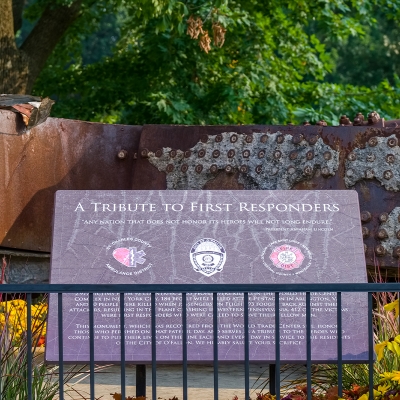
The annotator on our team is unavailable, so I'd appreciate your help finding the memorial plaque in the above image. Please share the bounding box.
[46,190,368,363]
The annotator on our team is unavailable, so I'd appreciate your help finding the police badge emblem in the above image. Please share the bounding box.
[190,238,226,277]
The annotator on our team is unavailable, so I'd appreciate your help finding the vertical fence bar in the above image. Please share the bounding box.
[368,292,374,399]
[337,292,342,397]
[120,293,126,400]
[89,292,95,400]
[274,292,280,399]
[151,292,157,400]
[244,292,249,400]
[182,293,188,400]
[397,290,400,335]
[306,292,312,400]
[213,292,219,400]
[27,293,32,400]
[58,293,64,400]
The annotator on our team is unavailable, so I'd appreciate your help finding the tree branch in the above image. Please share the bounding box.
[20,0,83,93]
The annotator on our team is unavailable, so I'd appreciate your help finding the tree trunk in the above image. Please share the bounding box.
[0,0,82,95]
[0,0,29,93]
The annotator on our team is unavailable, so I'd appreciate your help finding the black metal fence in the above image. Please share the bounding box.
[1,283,400,400]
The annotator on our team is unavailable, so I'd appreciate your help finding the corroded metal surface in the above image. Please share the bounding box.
[0,110,141,253]
[132,124,400,272]
[1,111,400,279]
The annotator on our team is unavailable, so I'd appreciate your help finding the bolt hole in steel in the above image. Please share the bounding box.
[347,152,357,161]
[308,135,318,145]
[366,153,375,162]
[227,149,235,158]
[394,246,400,258]
[379,212,389,222]
[166,164,174,173]
[273,150,282,159]
[368,137,378,147]
[360,211,372,223]
[304,165,313,175]
[155,149,163,157]
[140,148,148,158]
[181,164,188,173]
[242,150,250,158]
[323,151,332,160]
[306,150,314,160]
[230,134,238,143]
[255,165,263,174]
[292,134,303,144]
[276,134,284,144]
[245,134,253,143]
[200,134,209,143]
[289,151,298,160]
[321,167,330,177]
[387,137,398,147]
[362,227,370,238]
[169,149,177,158]
[383,170,393,180]
[184,150,192,158]
[195,165,203,173]
[215,134,223,143]
[260,134,268,143]
[258,150,265,158]
[225,165,233,174]
[212,149,220,158]
[240,165,248,173]
[377,229,388,239]
[288,166,296,175]
[386,154,395,163]
[198,149,206,158]
[118,150,128,159]
[210,164,218,174]
[375,245,386,256]
[396,231,400,240]
[365,169,374,179]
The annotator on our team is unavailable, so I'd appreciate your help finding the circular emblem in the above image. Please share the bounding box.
[262,239,312,276]
[105,237,153,276]
[190,238,226,277]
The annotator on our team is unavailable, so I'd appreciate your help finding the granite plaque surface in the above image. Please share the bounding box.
[46,190,368,362]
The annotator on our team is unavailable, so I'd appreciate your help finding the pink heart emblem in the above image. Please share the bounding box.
[113,248,130,267]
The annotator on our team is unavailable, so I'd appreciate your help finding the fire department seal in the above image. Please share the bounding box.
[262,239,312,276]
[190,238,226,277]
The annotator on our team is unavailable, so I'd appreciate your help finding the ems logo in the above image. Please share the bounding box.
[190,238,226,277]
[113,247,146,267]
[105,237,153,276]
[262,239,312,276]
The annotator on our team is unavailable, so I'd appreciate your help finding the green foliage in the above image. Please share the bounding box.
[28,0,400,124]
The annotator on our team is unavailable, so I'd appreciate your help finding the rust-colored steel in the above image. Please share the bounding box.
[1,111,400,275]
[0,110,141,252]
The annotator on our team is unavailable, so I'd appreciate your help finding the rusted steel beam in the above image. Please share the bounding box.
[132,124,400,271]
[0,110,141,252]
[1,110,400,276]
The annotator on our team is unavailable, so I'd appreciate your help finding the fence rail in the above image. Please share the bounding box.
[1,283,400,400]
